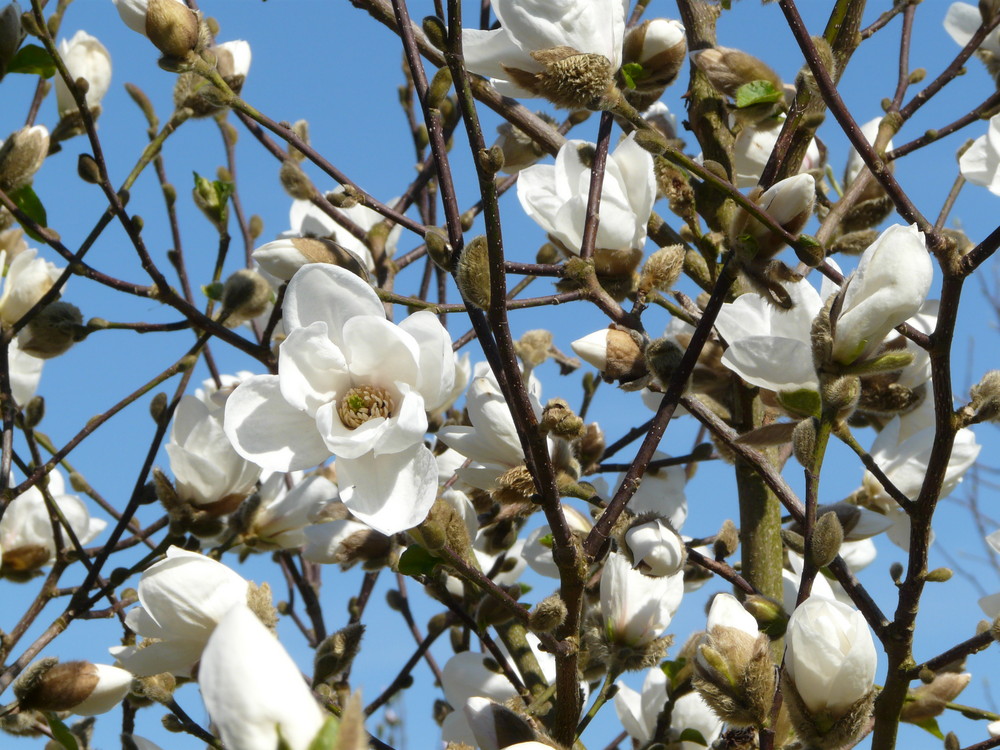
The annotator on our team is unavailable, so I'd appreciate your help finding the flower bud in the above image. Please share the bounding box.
[713,519,740,558]
[54,31,112,118]
[529,595,567,633]
[644,336,684,384]
[14,659,132,716]
[313,623,365,686]
[900,672,971,724]
[968,370,1000,423]
[732,174,815,261]
[456,235,491,310]
[621,19,686,108]
[624,518,686,576]
[792,417,817,468]
[742,595,788,636]
[638,245,685,295]
[192,172,231,231]
[253,237,367,281]
[691,46,782,98]
[572,328,646,382]
[0,125,49,192]
[220,269,271,325]
[807,511,844,568]
[0,3,22,79]
[505,47,615,109]
[492,117,552,174]
[464,697,537,750]
[17,301,84,359]
[540,398,585,440]
[145,0,199,59]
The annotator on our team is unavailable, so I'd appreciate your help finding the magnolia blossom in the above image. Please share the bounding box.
[54,31,112,115]
[845,117,895,187]
[247,473,339,549]
[733,121,821,188]
[110,546,250,677]
[112,0,187,36]
[0,469,105,574]
[832,224,932,364]
[215,39,251,80]
[225,263,455,535]
[167,395,261,512]
[517,134,655,255]
[959,114,1000,196]
[944,3,1000,57]
[441,651,521,746]
[282,189,402,273]
[619,454,689,529]
[625,518,685,576]
[200,605,326,750]
[15,660,133,715]
[0,247,62,327]
[601,551,684,646]
[522,505,592,578]
[784,597,877,719]
[462,0,628,98]
[614,667,722,748]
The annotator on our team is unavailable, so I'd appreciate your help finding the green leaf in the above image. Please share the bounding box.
[678,728,709,746]
[912,717,944,740]
[397,544,439,576]
[306,716,341,750]
[660,656,687,682]
[7,45,57,78]
[202,281,224,301]
[621,62,646,89]
[517,582,533,596]
[776,388,822,418]
[11,184,47,242]
[734,80,783,109]
[538,533,554,549]
[45,714,80,750]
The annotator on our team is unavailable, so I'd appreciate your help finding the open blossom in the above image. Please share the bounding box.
[517,133,655,256]
[200,604,326,750]
[784,597,877,720]
[0,247,62,327]
[944,3,1000,57]
[462,0,627,100]
[110,546,250,677]
[244,473,339,549]
[225,263,455,535]
[54,31,112,115]
[601,551,684,647]
[0,469,105,575]
[167,395,261,513]
[959,113,1000,196]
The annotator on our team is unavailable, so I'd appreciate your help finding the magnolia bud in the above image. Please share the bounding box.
[253,237,367,281]
[571,328,646,381]
[792,417,817,468]
[0,125,49,192]
[279,159,314,200]
[624,518,686,576]
[691,46,782,98]
[807,511,844,568]
[0,3,22,79]
[540,398,585,440]
[529,595,567,633]
[969,370,1000,423]
[17,301,84,359]
[621,18,686,108]
[464,697,537,750]
[220,269,271,325]
[456,235,491,310]
[644,336,684,384]
[492,116,553,174]
[714,519,740,558]
[313,623,365,685]
[900,672,971,723]
[731,173,815,261]
[638,245,685,294]
[14,659,133,716]
[145,0,199,59]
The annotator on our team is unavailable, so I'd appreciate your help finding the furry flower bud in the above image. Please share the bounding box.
[571,328,646,382]
[14,659,133,716]
[17,301,84,359]
[0,125,49,192]
[145,0,199,59]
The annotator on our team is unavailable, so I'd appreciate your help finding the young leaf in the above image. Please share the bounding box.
[735,80,783,109]
[45,714,80,750]
[11,184,48,242]
[7,45,56,78]
[397,544,439,576]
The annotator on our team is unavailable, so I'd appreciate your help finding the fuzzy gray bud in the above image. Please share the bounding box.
[18,302,84,359]
[456,235,492,310]
[807,511,844,568]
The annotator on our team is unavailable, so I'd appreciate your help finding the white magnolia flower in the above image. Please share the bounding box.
[614,667,667,744]
[112,0,187,36]
[619,453,689,530]
[9,338,43,407]
[441,651,520,746]
[959,114,1000,196]
[832,224,932,365]
[167,395,261,512]
[714,277,824,394]
[462,0,628,98]
[16,660,133,716]
[733,120,821,188]
[745,173,815,239]
[517,133,655,255]
[54,31,112,115]
[0,247,62,327]
[625,518,685,576]
[845,117,895,187]
[784,597,877,719]
[200,605,326,750]
[601,551,684,647]
[215,39,251,79]
[944,3,1000,57]
[0,469,105,574]
[248,473,339,549]
[782,562,836,613]
[110,546,249,677]
[225,263,454,535]
[284,189,402,273]
[522,505,592,578]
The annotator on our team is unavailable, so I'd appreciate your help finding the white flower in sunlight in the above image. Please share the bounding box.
[784,597,877,720]
[110,546,250,677]
[0,469,105,575]
[517,133,655,255]
[625,518,685,576]
[441,651,520,746]
[615,667,722,748]
[14,659,133,716]
[200,604,326,750]
[733,121,821,188]
[248,473,339,549]
[462,0,628,100]
[944,3,1000,57]
[782,562,836,613]
[959,113,1000,196]
[286,188,402,273]
[167,395,261,513]
[0,247,62,326]
[619,452,689,529]
[601,551,684,647]
[54,31,112,115]
[225,263,455,535]
[714,277,823,394]
[523,505,592,578]
[832,224,932,365]
[9,338,44,407]
[844,117,895,187]
[215,39,251,80]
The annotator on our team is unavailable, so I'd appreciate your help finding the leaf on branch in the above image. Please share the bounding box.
[734,80,783,109]
[621,62,646,89]
[734,421,798,446]
[7,45,56,78]
[678,728,709,746]
[397,544,440,576]
[912,717,944,740]
[45,714,80,750]
[11,184,48,242]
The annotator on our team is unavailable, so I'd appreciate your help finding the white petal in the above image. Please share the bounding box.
[336,445,438,534]
[283,264,383,344]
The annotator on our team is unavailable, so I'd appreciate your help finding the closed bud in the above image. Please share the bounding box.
[144,0,199,59]
[529,595,567,633]
[492,117,551,174]
[427,66,453,109]
[638,245,685,294]
[578,422,605,468]
[540,398,585,440]
[732,174,815,261]
[632,126,667,155]
[253,237,367,282]
[505,48,614,109]
[129,672,176,706]
[17,301,84,359]
[278,159,314,200]
[248,214,264,239]
[0,125,49,192]
[571,328,646,381]
[220,269,271,325]
[968,370,1000,423]
[945,732,961,750]
[821,375,860,418]
[192,172,231,231]
[743,595,788,636]
[313,623,365,685]
[645,336,684,384]
[925,567,952,582]
[476,145,505,174]
[796,36,837,96]
[456,235,491,310]
[714,519,739,558]
[792,417,817,468]
[421,16,447,51]
[890,561,904,583]
[691,46,782,98]
[515,329,552,369]
[829,229,879,257]
[621,19,687,109]
[475,585,521,628]
[14,659,133,716]
[424,226,453,271]
[149,392,168,424]
[807,511,844,568]
[900,672,970,723]
[24,396,44,429]
[624,517,686,576]
[77,153,102,184]
[982,0,1000,22]
[0,3,22,78]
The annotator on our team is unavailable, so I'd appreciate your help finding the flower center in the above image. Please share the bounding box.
[337,385,394,429]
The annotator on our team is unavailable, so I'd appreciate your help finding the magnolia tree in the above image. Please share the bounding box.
[0,0,999,749]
